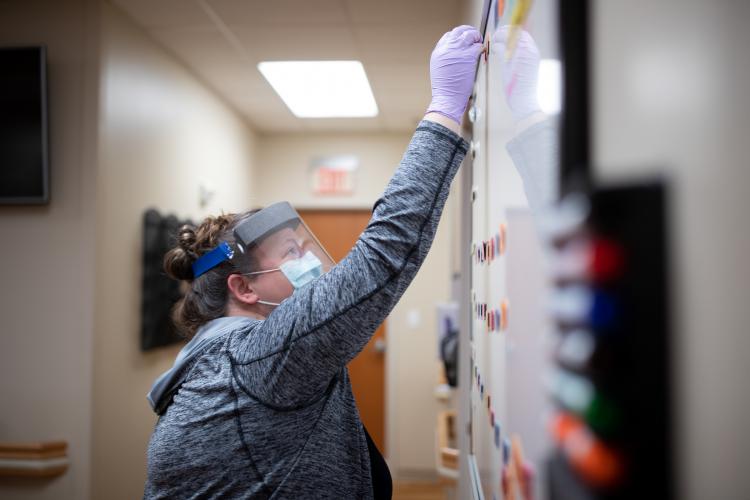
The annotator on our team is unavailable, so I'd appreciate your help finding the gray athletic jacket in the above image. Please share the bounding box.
[144,120,469,499]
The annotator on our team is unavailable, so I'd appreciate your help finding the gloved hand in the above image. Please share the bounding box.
[493,26,542,122]
[426,25,484,124]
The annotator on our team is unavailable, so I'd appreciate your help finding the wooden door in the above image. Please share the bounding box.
[298,209,386,453]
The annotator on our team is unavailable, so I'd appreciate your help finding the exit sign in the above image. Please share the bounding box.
[310,155,358,196]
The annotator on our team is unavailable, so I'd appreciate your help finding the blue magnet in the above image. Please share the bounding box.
[503,438,510,464]
[590,290,620,330]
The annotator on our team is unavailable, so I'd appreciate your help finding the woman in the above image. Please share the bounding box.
[145,25,483,499]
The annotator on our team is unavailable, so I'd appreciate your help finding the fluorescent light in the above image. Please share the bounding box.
[258,61,378,118]
[537,59,562,115]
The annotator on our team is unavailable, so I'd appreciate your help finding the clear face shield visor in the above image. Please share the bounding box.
[233,202,335,289]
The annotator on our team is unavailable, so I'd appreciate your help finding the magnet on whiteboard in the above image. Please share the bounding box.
[501,300,509,330]
[470,140,480,158]
[468,105,482,123]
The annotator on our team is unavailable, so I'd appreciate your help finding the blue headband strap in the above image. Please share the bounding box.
[191,242,234,278]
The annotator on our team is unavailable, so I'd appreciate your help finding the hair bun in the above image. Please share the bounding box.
[177,225,197,251]
[164,224,198,280]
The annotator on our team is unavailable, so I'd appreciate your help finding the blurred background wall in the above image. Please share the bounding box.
[0,1,99,498]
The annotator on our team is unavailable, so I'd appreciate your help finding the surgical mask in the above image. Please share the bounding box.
[279,251,324,288]
[244,250,324,306]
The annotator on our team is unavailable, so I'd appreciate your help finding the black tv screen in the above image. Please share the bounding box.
[0,46,49,204]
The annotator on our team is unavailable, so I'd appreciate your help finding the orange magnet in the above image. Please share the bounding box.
[499,223,507,254]
[549,411,625,489]
[500,299,509,330]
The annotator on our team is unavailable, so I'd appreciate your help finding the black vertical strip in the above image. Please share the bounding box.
[558,0,590,196]
[40,46,49,204]
[479,0,492,39]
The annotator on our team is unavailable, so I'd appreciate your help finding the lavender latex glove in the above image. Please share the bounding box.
[426,25,484,124]
[493,26,542,122]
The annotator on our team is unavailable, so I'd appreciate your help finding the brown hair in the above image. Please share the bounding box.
[163,210,260,339]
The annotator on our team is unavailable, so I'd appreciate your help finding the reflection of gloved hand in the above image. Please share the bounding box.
[493,26,541,122]
[426,25,484,124]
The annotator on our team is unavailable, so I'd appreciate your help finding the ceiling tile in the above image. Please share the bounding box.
[149,26,244,71]
[228,25,359,61]
[207,0,350,26]
[112,0,213,29]
[354,24,446,63]
[344,0,460,26]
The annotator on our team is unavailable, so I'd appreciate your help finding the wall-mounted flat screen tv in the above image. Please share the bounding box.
[0,46,49,204]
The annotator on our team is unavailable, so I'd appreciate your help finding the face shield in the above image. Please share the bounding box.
[233,202,335,290]
[191,202,335,295]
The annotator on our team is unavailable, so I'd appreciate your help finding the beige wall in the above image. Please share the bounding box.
[256,130,459,475]
[255,132,411,209]
[90,3,256,499]
[0,1,100,499]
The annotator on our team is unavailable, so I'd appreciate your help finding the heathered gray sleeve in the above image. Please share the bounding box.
[228,120,468,408]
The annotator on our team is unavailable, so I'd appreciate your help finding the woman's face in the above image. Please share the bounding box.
[245,227,302,304]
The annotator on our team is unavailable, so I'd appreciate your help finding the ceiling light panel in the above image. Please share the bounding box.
[257,60,379,118]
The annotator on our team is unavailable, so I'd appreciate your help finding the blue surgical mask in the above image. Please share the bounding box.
[245,250,325,307]
[279,251,323,289]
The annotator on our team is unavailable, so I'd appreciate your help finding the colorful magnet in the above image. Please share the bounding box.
[501,300,509,330]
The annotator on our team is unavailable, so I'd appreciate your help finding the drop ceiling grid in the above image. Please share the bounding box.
[111,0,461,133]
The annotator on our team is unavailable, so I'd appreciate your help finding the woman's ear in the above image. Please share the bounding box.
[226,274,260,306]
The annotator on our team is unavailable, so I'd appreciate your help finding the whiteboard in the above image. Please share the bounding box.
[467,0,560,498]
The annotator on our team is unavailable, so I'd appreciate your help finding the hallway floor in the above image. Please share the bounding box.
[393,481,447,500]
